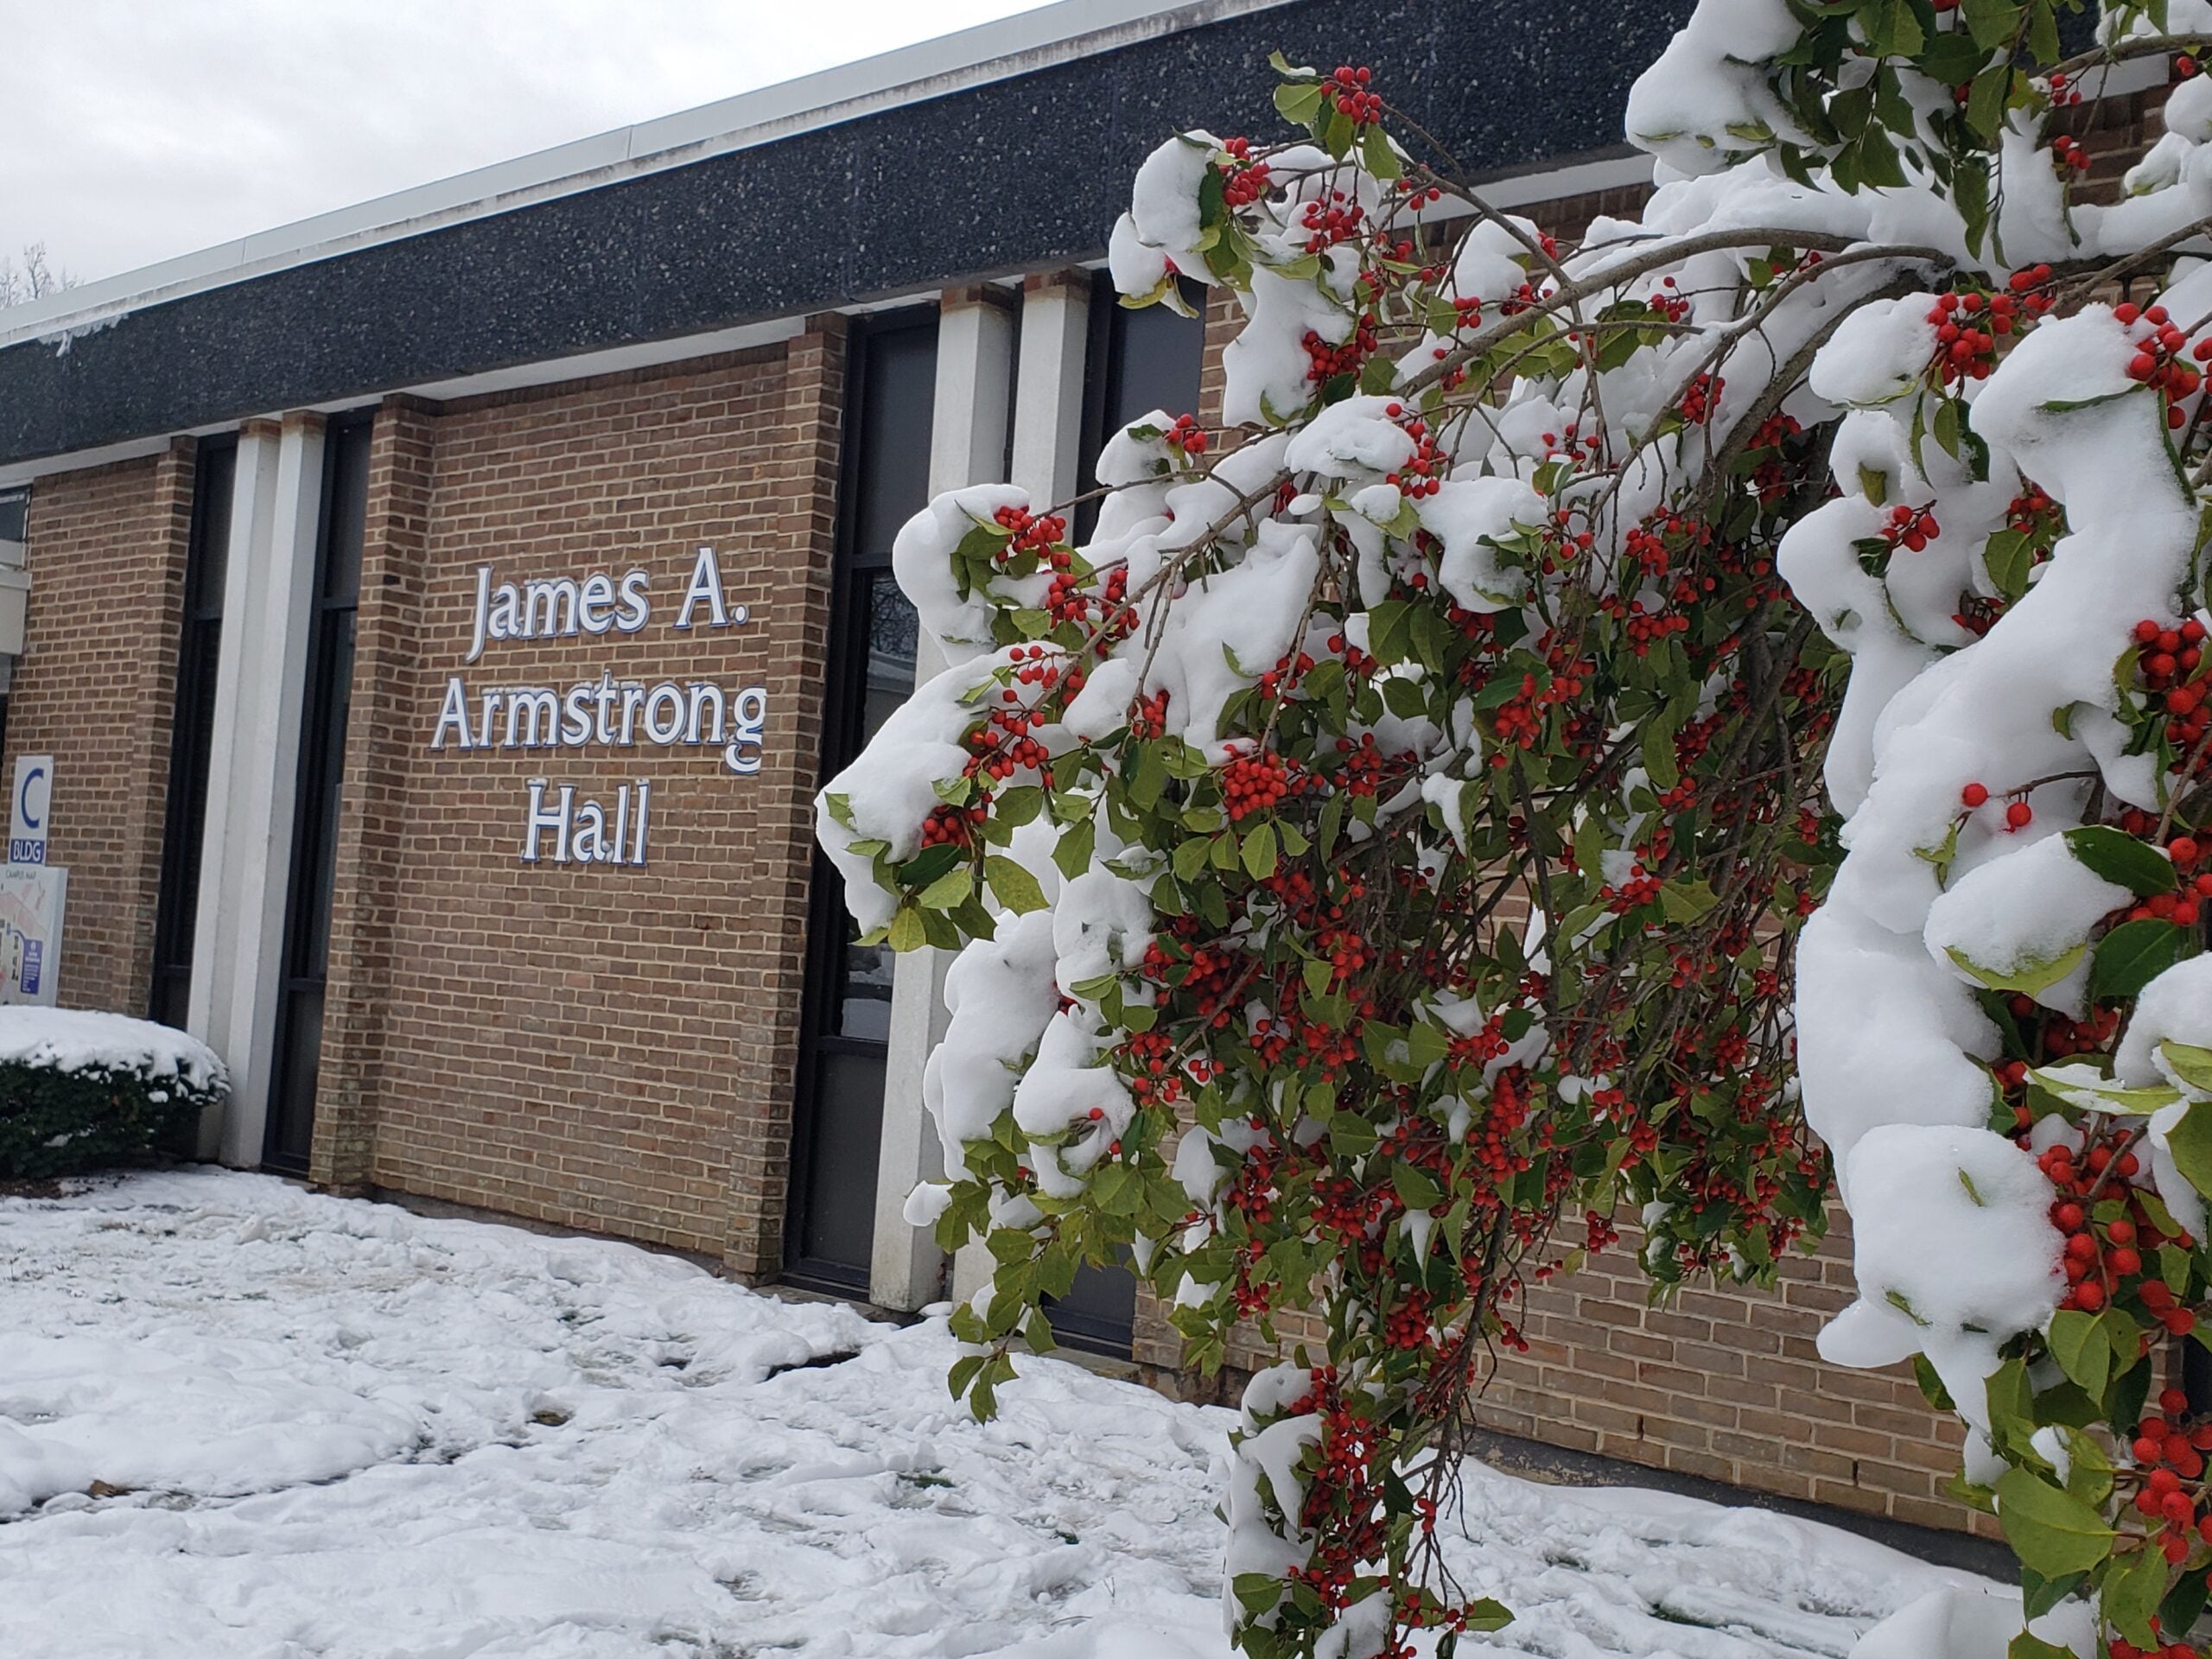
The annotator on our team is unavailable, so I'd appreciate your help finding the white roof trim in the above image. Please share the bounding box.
[0,0,1294,353]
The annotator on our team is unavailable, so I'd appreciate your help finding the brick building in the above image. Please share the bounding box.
[0,0,2145,1560]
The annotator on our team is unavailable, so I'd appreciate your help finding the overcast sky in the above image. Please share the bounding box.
[0,1,1049,288]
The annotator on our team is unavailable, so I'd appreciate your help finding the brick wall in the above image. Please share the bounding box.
[324,341,841,1262]
[5,442,194,1015]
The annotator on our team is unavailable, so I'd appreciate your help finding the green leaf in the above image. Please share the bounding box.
[2161,1041,2212,1094]
[984,855,1048,915]
[1659,880,1719,924]
[2164,1098,2212,1197]
[1993,1467,2115,1580]
[1358,123,1402,183]
[2091,918,2190,1003]
[1052,816,1095,881]
[918,865,974,911]
[2102,1542,2171,1649]
[2045,1309,2111,1402]
[1981,530,2035,601]
[2064,826,2177,895]
[887,906,927,953]
[1393,1164,1443,1211]
[1242,821,1279,880]
[995,785,1045,829]
[1945,942,2084,997]
[1641,716,1681,791]
[1461,1599,1513,1634]
[2005,1636,2074,1659]
[899,842,964,889]
[1273,81,1326,125]
[1961,0,2024,50]
[2027,1061,2181,1117]
[2161,1564,2212,1647]
[1967,64,2014,143]
[1173,835,1212,880]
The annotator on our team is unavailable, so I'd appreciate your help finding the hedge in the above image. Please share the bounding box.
[0,1009,226,1179]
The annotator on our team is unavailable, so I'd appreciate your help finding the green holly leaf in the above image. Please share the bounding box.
[1993,1467,2115,1580]
[2045,1309,2110,1402]
[2065,826,2177,895]
[984,855,1048,915]
[1392,1164,1442,1211]
[1273,81,1326,126]
[2164,1098,2212,1197]
[918,865,974,911]
[887,906,928,953]
[2027,1062,2180,1117]
[2092,919,2191,1002]
[1945,942,2084,997]
[2101,1541,2171,1649]
[2161,1040,2212,1094]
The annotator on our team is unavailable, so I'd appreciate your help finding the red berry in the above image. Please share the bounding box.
[1961,782,1990,808]
[2005,801,2033,830]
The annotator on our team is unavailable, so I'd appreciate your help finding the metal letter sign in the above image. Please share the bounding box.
[9,754,49,866]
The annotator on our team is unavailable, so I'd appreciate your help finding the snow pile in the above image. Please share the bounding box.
[0,1007,222,1090]
[0,1171,1993,1658]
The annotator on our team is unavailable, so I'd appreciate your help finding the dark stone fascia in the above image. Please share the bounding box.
[0,0,1690,468]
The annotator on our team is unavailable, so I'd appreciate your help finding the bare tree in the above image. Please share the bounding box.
[0,244,74,307]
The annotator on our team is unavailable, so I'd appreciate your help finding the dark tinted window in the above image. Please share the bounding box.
[1076,281,1205,538]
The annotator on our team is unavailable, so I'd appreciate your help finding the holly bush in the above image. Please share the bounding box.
[818,3,2212,1655]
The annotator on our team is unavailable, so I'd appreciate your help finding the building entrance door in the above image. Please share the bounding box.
[786,315,938,1292]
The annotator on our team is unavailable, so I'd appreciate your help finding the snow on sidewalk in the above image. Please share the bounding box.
[0,1169,1991,1658]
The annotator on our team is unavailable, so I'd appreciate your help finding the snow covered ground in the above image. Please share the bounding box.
[0,1169,1998,1659]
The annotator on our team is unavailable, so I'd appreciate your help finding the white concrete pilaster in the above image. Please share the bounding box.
[869,289,1017,1312]
[947,270,1094,1305]
[191,414,327,1166]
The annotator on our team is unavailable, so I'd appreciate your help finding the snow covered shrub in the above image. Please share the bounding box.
[820,2,2212,1654]
[0,1010,223,1179]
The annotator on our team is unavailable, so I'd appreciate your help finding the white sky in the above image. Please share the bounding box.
[0,1,1051,287]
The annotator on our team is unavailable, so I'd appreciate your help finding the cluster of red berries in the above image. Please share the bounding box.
[1647,273,1690,325]
[1126,688,1170,740]
[2126,1386,2212,1572]
[1255,649,1319,702]
[1926,289,2028,385]
[1489,661,1591,757]
[1302,314,1381,385]
[1045,562,1135,637]
[919,801,984,849]
[1599,861,1664,915]
[1679,372,1722,425]
[2117,302,2206,428]
[990,503,1069,564]
[1162,412,1208,456]
[2122,832,2209,928]
[2036,1132,2194,1315]
[1883,503,1942,552]
[2046,70,2086,109]
[2008,991,2120,1060]
[1221,747,1302,821]
[2050,131,2091,175]
[1299,188,1369,255]
[1381,404,1444,498]
[1610,596,1692,657]
[1217,137,1272,208]
[1326,64,1382,124]
[1960,779,2034,830]
[2133,617,2212,755]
